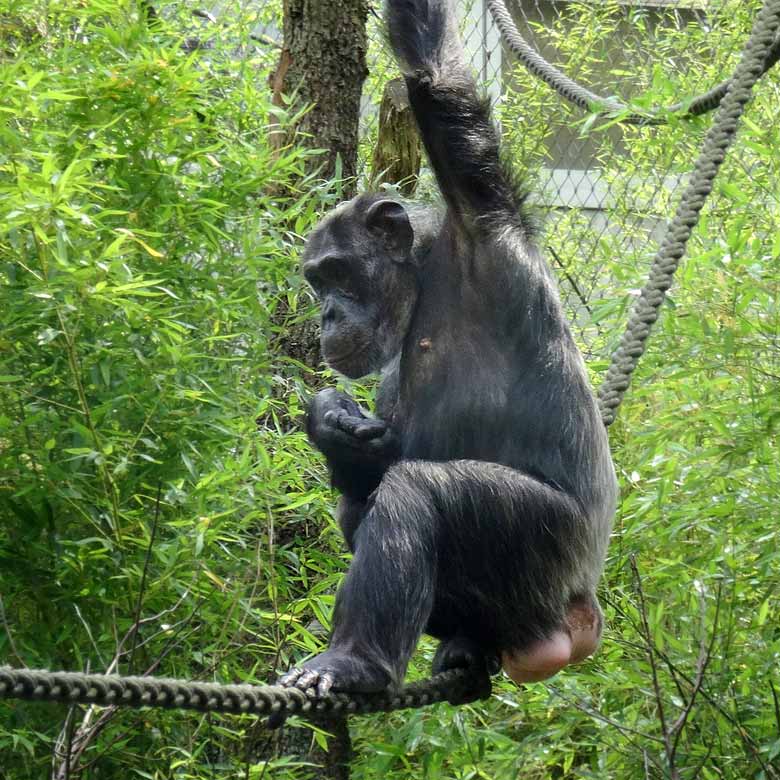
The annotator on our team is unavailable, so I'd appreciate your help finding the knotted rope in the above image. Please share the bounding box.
[0,666,480,718]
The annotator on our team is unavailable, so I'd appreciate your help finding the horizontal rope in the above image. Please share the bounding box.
[0,666,483,720]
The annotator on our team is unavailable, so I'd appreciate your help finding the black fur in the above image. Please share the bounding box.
[279,0,616,700]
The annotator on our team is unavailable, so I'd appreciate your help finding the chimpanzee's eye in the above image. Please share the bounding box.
[322,256,360,298]
[304,267,324,292]
[304,255,358,298]
[319,255,350,281]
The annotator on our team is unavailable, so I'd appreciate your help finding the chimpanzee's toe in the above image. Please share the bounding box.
[278,667,304,688]
[279,649,392,696]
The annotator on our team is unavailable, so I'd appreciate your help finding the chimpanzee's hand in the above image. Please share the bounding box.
[306,388,400,467]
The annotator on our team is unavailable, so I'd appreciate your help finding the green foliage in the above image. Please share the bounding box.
[0,0,341,775]
[1,0,779,779]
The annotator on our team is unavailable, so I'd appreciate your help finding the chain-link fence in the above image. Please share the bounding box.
[360,0,777,354]
[496,0,762,352]
[248,0,775,353]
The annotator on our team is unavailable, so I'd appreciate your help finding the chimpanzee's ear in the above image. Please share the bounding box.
[365,199,414,261]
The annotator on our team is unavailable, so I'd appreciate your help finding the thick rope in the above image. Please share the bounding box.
[0,666,481,719]
[486,0,780,125]
[597,0,780,425]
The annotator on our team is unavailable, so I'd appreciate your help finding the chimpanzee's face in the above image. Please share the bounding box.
[302,196,419,378]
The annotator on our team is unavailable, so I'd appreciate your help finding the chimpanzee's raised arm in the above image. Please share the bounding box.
[386,0,528,234]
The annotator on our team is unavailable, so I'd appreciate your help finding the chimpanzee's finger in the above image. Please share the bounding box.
[293,668,320,691]
[279,668,304,687]
[335,415,386,439]
[351,419,388,440]
[323,409,346,426]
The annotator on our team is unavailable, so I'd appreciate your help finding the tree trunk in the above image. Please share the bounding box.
[269,716,353,779]
[370,77,421,197]
[270,0,369,198]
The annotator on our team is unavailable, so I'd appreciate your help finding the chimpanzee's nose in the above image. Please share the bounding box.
[322,301,339,324]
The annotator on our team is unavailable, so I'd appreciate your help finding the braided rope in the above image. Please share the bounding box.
[487,0,780,125]
[597,0,780,425]
[0,666,480,719]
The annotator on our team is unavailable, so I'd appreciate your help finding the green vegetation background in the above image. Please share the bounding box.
[0,1,778,777]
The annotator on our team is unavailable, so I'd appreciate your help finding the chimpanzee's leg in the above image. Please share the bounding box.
[280,461,439,695]
[280,459,602,696]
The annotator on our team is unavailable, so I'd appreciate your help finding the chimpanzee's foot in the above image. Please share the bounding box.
[433,636,500,676]
[432,637,498,703]
[501,598,603,684]
[279,648,393,697]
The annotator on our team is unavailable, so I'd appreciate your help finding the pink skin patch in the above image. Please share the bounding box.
[500,600,602,684]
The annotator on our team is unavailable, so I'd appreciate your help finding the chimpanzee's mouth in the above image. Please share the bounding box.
[327,347,359,364]
[326,345,369,374]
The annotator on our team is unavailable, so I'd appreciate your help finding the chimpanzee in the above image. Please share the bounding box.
[279,0,617,697]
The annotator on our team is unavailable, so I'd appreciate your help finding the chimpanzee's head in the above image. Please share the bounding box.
[302,195,423,378]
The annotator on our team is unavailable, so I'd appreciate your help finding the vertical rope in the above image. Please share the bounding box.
[597,0,780,426]
[486,0,780,123]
